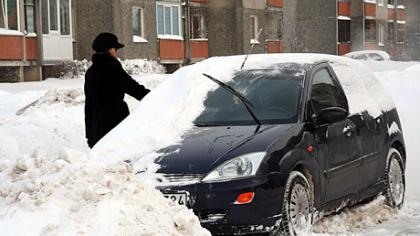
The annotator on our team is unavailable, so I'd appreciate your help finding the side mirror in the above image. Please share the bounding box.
[318,107,348,124]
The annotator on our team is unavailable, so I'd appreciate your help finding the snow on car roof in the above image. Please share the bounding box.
[344,50,391,61]
[92,54,395,165]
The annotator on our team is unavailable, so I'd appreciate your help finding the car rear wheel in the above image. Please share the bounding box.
[277,171,313,236]
[384,148,405,209]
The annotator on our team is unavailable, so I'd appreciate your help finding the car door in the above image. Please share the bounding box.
[308,65,364,203]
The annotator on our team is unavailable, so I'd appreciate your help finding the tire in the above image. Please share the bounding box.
[277,171,313,236]
[383,148,405,209]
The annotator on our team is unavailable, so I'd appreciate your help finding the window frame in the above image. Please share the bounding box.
[190,7,207,39]
[378,23,384,46]
[42,0,72,36]
[24,0,36,33]
[338,19,351,43]
[306,65,349,121]
[132,6,146,42]
[59,0,70,35]
[0,0,20,31]
[156,1,182,39]
[250,15,259,44]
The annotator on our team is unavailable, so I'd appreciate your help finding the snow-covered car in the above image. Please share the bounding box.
[147,54,406,235]
[344,50,391,61]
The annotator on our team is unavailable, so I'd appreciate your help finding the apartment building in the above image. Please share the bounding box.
[206,0,283,56]
[0,0,74,82]
[74,0,209,71]
[74,0,284,71]
[405,0,420,60]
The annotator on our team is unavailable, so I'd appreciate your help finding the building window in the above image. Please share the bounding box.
[24,0,35,33]
[190,7,207,39]
[338,19,351,43]
[41,0,48,34]
[60,0,70,35]
[365,19,376,41]
[397,23,405,43]
[377,0,384,6]
[0,0,19,30]
[156,2,181,37]
[378,23,384,45]
[132,7,146,42]
[41,0,70,35]
[250,15,259,44]
[49,0,58,31]
[388,22,395,41]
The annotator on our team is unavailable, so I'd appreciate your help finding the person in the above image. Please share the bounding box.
[84,32,150,148]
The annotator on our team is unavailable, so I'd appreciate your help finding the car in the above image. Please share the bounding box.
[154,54,406,235]
[344,50,391,61]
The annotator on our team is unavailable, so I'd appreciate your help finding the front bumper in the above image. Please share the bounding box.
[157,174,288,235]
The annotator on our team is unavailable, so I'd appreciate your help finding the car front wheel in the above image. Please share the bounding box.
[384,147,405,209]
[277,171,313,236]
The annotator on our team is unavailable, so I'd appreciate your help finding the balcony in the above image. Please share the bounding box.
[266,0,283,8]
[0,35,38,62]
[158,39,185,64]
[190,39,209,61]
[388,8,396,19]
[338,2,351,17]
[338,43,351,56]
[266,40,283,53]
[364,3,376,18]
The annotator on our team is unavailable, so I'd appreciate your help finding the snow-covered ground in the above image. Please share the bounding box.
[0,58,419,235]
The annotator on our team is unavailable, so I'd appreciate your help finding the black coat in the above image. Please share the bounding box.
[84,53,150,148]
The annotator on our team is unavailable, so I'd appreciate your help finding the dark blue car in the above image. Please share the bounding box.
[155,55,406,235]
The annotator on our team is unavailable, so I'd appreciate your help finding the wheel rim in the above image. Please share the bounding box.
[289,183,311,233]
[388,155,404,206]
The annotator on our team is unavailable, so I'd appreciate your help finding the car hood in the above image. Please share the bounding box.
[155,124,297,175]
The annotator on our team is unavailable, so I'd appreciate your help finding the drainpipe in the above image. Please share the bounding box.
[184,0,191,65]
[362,0,366,50]
[20,0,26,82]
[36,0,43,80]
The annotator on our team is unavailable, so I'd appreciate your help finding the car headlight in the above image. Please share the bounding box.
[201,152,266,183]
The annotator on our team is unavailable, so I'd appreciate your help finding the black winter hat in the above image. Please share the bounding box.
[92,32,125,52]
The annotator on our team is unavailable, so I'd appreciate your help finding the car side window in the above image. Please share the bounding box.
[308,68,347,116]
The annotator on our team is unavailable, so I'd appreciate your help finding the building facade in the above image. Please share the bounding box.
[2,0,419,82]
[73,0,284,71]
[0,0,74,82]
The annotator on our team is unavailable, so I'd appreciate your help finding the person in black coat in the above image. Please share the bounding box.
[84,32,150,148]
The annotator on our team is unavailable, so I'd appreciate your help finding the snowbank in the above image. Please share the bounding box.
[0,149,209,236]
[60,58,166,79]
[0,76,208,236]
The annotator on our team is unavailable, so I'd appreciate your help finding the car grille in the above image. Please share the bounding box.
[156,174,204,186]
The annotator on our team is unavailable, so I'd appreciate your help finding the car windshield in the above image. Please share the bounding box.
[194,65,305,126]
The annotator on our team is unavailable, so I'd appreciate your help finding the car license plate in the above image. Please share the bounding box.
[164,193,188,205]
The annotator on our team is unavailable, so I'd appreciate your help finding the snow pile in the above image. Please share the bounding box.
[60,58,166,79]
[0,76,209,236]
[314,197,397,234]
[121,59,166,76]
[0,149,209,236]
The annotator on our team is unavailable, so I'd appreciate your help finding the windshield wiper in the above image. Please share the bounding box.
[203,73,261,126]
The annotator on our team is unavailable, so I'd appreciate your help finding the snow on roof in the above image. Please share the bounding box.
[93,53,395,166]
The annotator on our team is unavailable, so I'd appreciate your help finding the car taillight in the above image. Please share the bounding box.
[234,192,255,204]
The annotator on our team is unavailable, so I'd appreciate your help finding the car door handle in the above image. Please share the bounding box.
[343,125,354,137]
